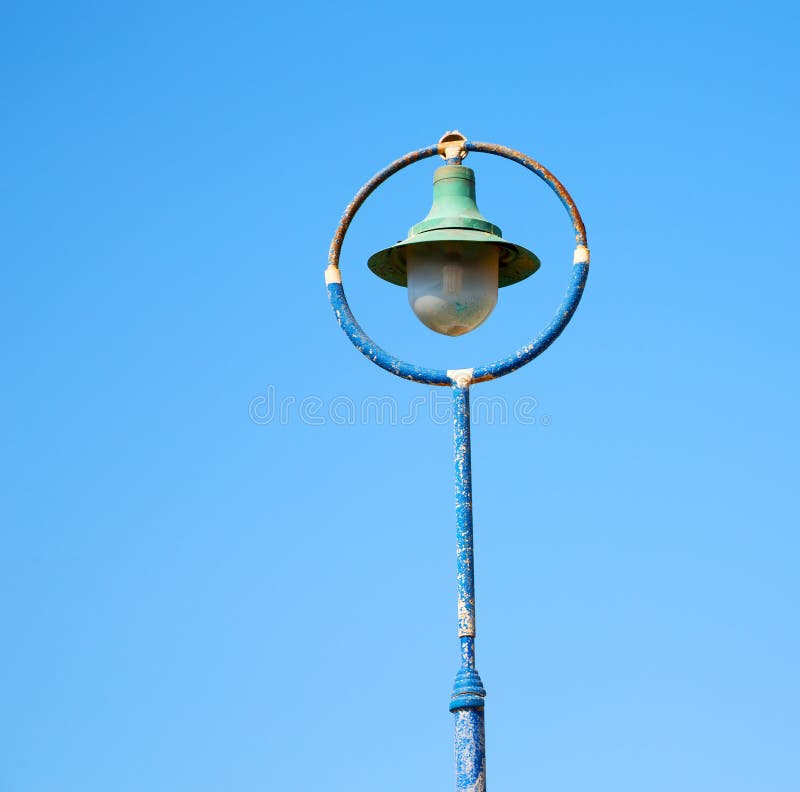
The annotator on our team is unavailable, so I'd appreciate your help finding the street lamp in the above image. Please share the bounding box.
[325,131,590,791]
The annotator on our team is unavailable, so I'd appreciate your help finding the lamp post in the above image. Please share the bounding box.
[325,131,590,791]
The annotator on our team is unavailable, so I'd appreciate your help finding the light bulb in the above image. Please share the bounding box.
[406,243,499,336]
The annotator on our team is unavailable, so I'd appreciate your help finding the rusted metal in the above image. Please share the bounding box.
[438,130,468,163]
[328,145,439,270]
[466,140,587,247]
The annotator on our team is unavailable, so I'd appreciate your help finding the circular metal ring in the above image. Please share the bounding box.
[326,139,590,386]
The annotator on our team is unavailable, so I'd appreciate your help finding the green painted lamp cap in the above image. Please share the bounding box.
[368,164,540,288]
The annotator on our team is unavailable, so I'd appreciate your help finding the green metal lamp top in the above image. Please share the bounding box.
[367,164,540,288]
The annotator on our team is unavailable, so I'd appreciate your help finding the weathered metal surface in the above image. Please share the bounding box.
[438,130,468,163]
[447,368,474,388]
[327,281,451,385]
[325,143,452,385]
[325,135,590,386]
[450,385,487,790]
[471,259,589,382]
[466,140,587,247]
[453,385,477,641]
[328,145,440,270]
[454,697,486,792]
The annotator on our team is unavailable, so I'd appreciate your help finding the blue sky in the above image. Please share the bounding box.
[1,2,798,790]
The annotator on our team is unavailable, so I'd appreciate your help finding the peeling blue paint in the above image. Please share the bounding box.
[328,282,451,385]
[453,386,477,642]
[450,386,487,791]
[471,260,589,382]
[454,707,486,792]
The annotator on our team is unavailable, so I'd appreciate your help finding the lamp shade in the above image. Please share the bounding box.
[367,165,540,288]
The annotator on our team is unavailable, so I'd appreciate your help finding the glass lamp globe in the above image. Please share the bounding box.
[406,242,499,336]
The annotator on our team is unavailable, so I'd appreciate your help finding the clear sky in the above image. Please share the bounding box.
[2,2,798,790]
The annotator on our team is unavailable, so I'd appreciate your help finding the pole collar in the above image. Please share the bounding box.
[324,265,342,284]
[573,245,590,265]
[448,368,474,388]
[450,667,486,711]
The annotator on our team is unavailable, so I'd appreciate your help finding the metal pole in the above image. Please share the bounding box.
[451,384,486,792]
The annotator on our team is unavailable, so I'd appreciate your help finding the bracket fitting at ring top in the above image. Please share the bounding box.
[438,130,468,163]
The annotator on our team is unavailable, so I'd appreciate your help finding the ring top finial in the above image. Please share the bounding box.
[438,131,468,162]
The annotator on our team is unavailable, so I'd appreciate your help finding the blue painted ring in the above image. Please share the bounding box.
[327,140,590,385]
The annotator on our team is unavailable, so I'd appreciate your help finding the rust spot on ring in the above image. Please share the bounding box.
[328,146,439,269]
[467,141,587,247]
